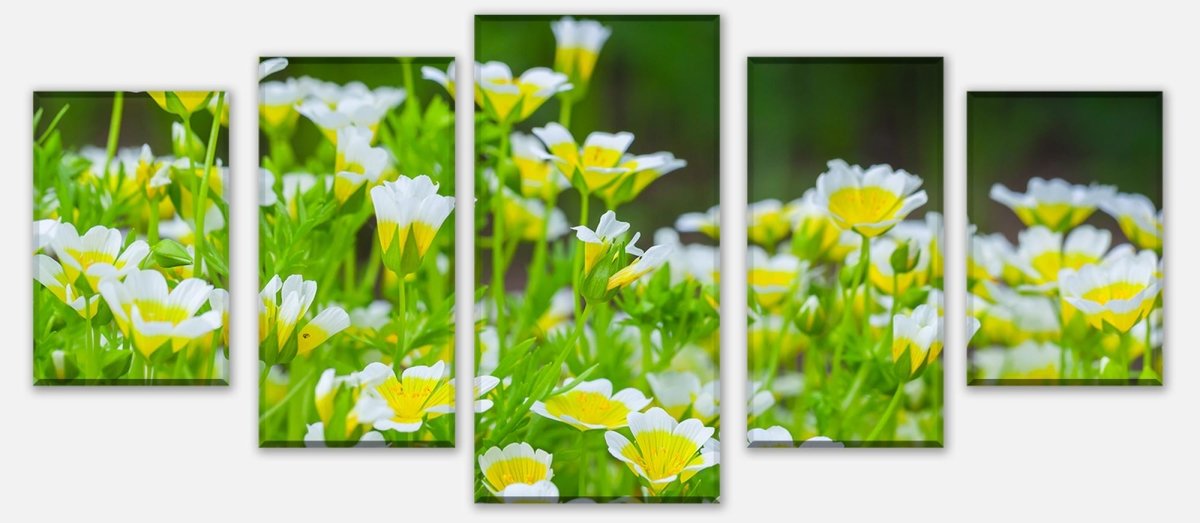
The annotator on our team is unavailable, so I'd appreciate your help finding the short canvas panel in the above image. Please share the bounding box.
[473,15,721,502]
[967,91,1163,386]
[33,90,231,385]
[257,57,457,447]
[746,58,945,447]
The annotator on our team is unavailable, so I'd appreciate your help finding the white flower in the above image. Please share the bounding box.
[814,159,927,237]
[1099,191,1162,250]
[370,175,455,274]
[990,177,1116,231]
[533,123,633,192]
[98,270,221,357]
[475,61,571,123]
[259,168,279,207]
[1059,249,1160,333]
[303,422,383,447]
[421,61,456,98]
[604,407,717,495]
[551,17,612,82]
[333,126,388,203]
[478,442,557,501]
[676,205,720,239]
[50,223,150,290]
[530,378,651,431]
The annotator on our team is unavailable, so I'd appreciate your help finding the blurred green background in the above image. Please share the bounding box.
[748,58,943,215]
[475,15,720,233]
[968,92,1163,238]
[261,56,453,182]
[34,91,227,160]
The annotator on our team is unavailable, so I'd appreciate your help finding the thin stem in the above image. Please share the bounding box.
[394,274,408,372]
[101,93,124,181]
[572,191,590,333]
[193,92,225,280]
[859,233,872,337]
[147,195,160,244]
[492,127,511,350]
[560,97,574,130]
[866,381,906,442]
[1140,317,1154,379]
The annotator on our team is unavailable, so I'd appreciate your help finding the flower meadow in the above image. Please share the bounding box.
[33,91,230,385]
[470,16,721,502]
[966,92,1163,386]
[745,58,945,447]
[257,57,457,446]
[746,161,945,447]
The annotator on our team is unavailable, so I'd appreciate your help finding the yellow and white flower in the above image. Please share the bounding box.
[98,270,221,357]
[478,442,558,501]
[598,151,687,207]
[1013,225,1121,292]
[370,175,455,275]
[551,17,612,86]
[50,223,149,291]
[33,254,100,318]
[787,189,845,261]
[990,177,1116,231]
[747,199,792,247]
[814,159,928,237]
[259,274,314,347]
[748,246,804,309]
[359,360,452,433]
[974,341,1064,381]
[149,91,212,117]
[511,132,567,200]
[1100,192,1162,251]
[297,307,351,355]
[421,61,457,98]
[747,425,794,448]
[259,77,305,131]
[604,407,718,495]
[606,238,673,291]
[34,218,60,254]
[296,86,406,141]
[259,168,279,207]
[892,304,942,378]
[676,205,720,239]
[333,126,389,204]
[645,371,702,420]
[475,61,571,124]
[532,123,633,192]
[1059,250,1160,333]
[531,378,651,431]
[973,288,1060,346]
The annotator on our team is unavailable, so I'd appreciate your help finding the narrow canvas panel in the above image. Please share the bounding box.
[967,91,1163,386]
[473,15,721,502]
[33,90,231,386]
[746,58,944,447]
[257,57,457,447]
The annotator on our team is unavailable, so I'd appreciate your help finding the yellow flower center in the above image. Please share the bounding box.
[544,391,630,428]
[1082,281,1146,304]
[826,186,903,227]
[624,429,700,483]
[484,457,548,490]
[376,376,444,424]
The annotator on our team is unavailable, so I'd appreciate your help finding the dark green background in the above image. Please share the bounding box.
[475,15,720,233]
[34,91,227,160]
[968,92,1163,238]
[748,58,944,214]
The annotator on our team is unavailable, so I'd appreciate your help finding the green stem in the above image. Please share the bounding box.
[560,97,574,129]
[394,274,408,372]
[866,381,905,442]
[572,191,590,335]
[101,93,124,182]
[1140,317,1154,379]
[492,127,511,350]
[193,92,225,280]
[146,195,159,244]
[859,233,872,337]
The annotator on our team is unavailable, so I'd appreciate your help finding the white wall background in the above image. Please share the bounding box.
[1,1,1195,521]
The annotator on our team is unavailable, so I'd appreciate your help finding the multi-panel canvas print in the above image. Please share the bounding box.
[257,57,457,446]
[473,15,721,502]
[967,91,1163,386]
[746,58,944,447]
[33,90,230,385]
